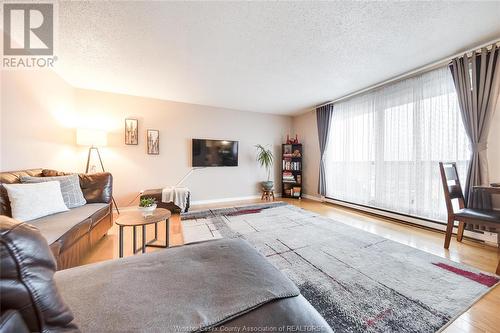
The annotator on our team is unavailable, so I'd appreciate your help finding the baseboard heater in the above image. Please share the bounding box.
[324,197,499,247]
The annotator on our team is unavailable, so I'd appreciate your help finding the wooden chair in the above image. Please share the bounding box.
[439,162,500,275]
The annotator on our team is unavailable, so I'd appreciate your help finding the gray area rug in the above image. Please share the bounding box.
[181,203,499,333]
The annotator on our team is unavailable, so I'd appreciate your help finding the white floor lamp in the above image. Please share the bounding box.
[76,128,120,214]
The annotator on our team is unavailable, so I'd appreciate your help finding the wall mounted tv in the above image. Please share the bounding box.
[192,139,239,167]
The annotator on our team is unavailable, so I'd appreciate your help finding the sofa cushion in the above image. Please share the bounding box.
[0,216,78,332]
[0,169,43,217]
[21,174,86,209]
[55,238,300,332]
[3,182,69,222]
[0,310,30,333]
[42,170,113,204]
[29,203,109,245]
[220,295,333,332]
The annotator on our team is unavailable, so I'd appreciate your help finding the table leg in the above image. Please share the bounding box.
[142,225,146,253]
[133,226,137,253]
[166,218,170,247]
[119,225,124,258]
[154,222,158,240]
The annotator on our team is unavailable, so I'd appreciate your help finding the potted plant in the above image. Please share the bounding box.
[138,197,157,216]
[255,144,274,191]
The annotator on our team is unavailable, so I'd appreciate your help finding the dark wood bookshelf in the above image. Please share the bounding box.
[282,143,302,199]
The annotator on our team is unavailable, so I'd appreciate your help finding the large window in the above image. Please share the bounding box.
[324,66,469,221]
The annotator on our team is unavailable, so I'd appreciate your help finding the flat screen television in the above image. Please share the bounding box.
[192,139,238,167]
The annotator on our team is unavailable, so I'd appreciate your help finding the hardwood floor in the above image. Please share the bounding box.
[81,198,500,333]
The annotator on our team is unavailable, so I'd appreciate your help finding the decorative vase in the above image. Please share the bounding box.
[262,181,274,191]
[138,204,157,217]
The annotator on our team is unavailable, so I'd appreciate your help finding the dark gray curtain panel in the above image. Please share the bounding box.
[316,104,333,196]
[449,44,500,212]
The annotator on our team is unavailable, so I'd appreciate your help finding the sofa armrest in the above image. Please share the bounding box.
[42,170,113,204]
[0,310,30,333]
[79,172,113,204]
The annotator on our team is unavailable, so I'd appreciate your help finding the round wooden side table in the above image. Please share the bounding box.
[115,208,171,258]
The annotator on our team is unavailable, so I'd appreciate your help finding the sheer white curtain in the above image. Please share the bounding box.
[324,66,470,221]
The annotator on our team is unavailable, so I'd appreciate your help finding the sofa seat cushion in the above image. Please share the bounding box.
[221,295,333,332]
[455,208,500,223]
[55,239,300,332]
[29,203,109,245]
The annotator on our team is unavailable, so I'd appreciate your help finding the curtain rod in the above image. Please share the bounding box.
[308,38,500,112]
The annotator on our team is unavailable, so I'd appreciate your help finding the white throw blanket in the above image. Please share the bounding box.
[161,186,189,211]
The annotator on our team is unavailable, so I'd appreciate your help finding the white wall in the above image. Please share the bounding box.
[73,89,291,206]
[1,70,292,206]
[1,70,79,172]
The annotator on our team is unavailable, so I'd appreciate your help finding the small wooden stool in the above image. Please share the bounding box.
[261,189,275,201]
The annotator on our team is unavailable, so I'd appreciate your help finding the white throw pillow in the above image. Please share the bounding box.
[3,181,69,222]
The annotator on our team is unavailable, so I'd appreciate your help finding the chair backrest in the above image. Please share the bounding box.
[439,162,465,216]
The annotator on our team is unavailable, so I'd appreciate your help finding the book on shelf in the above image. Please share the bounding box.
[282,171,295,183]
[283,145,293,155]
[282,160,302,171]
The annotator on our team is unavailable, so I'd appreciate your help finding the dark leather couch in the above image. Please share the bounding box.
[0,169,113,270]
[0,216,333,333]
[0,217,78,332]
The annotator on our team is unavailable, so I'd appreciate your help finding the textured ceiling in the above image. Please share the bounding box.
[55,1,500,115]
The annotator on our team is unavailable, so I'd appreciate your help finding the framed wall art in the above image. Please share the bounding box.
[125,119,138,145]
[147,129,159,155]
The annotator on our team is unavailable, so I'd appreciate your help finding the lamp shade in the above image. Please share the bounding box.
[76,128,107,147]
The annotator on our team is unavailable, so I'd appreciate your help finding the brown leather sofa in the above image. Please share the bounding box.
[0,216,333,333]
[0,169,113,270]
